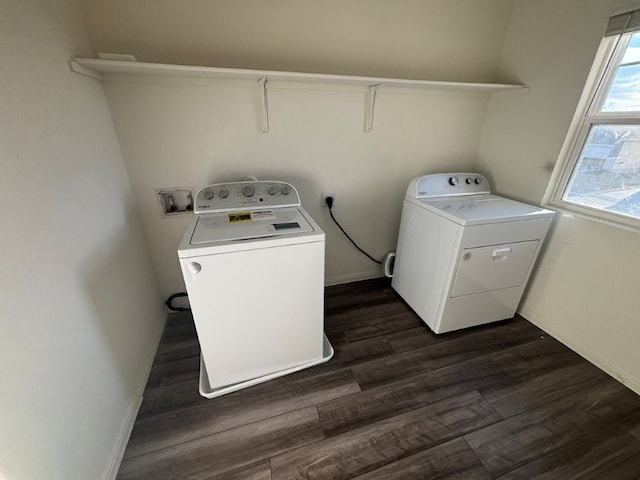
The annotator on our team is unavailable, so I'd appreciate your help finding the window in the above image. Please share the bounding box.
[550,20,640,227]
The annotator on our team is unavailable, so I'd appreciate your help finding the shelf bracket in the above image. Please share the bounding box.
[364,84,382,133]
[68,59,102,80]
[258,76,269,133]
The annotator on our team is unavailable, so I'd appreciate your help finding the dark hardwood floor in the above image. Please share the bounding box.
[117,278,640,479]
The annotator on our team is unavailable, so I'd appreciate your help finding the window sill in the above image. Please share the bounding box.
[545,199,640,234]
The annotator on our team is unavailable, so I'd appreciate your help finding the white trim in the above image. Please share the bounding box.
[101,396,142,480]
[325,270,382,286]
[543,36,617,205]
[101,313,167,480]
[544,34,640,232]
[547,199,640,233]
[520,305,640,396]
[543,38,615,205]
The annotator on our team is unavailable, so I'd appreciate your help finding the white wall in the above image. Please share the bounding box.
[5,1,636,477]
[0,1,164,479]
[102,77,493,296]
[478,0,640,393]
[78,0,514,82]
[79,0,516,298]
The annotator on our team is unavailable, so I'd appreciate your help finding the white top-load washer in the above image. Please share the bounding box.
[178,180,333,398]
[392,173,554,334]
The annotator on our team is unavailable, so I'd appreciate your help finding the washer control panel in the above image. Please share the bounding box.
[195,181,300,214]
[408,173,490,199]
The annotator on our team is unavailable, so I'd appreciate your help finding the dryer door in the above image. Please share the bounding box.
[450,240,539,298]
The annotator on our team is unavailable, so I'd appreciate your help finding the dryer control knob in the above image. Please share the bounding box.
[466,177,474,185]
[474,177,482,185]
[203,189,214,200]
[267,185,278,195]
[218,187,229,198]
[242,185,255,197]
[281,185,291,195]
[448,176,459,186]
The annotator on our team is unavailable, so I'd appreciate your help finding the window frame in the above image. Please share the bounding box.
[546,32,640,231]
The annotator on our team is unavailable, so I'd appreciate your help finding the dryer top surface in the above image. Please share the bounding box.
[411,194,554,226]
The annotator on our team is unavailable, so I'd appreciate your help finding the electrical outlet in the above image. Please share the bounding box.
[321,193,335,208]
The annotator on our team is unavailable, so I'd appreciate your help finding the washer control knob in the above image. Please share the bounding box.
[242,184,255,197]
[281,185,291,195]
[474,177,482,185]
[267,185,278,195]
[203,189,214,200]
[466,177,474,185]
[448,176,459,186]
[218,187,229,199]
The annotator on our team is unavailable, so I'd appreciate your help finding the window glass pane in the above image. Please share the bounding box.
[563,124,640,219]
[603,33,640,112]
[602,64,640,111]
[621,32,640,64]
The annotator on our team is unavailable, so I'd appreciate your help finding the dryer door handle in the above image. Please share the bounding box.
[492,247,512,260]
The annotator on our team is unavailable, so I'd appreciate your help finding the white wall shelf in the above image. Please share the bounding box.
[69,57,528,132]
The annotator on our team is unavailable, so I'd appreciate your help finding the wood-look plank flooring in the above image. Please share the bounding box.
[118,278,640,479]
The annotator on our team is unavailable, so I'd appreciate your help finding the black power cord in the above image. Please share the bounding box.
[165,292,191,311]
[325,196,382,265]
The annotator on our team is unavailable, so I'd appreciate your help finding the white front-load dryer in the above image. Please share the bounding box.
[392,173,554,334]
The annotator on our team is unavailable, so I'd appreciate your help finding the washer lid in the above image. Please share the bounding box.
[416,194,555,226]
[190,207,314,244]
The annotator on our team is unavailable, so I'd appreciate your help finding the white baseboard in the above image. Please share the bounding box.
[520,305,640,396]
[101,394,143,480]
[325,270,383,286]
[102,312,167,480]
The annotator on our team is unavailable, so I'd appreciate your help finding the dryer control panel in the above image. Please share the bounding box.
[194,181,301,214]
[407,173,490,199]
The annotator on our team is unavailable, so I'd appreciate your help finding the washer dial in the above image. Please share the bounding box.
[218,187,229,199]
[242,185,255,197]
[281,185,291,195]
[203,189,214,200]
[448,176,459,186]
[267,185,278,195]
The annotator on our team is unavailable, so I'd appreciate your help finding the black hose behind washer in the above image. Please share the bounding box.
[165,292,191,312]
